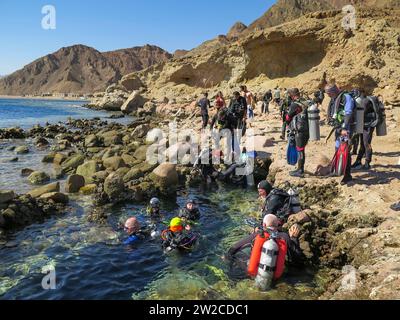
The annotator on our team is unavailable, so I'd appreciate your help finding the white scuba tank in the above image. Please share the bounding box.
[307,103,320,141]
[255,238,279,291]
[355,96,365,134]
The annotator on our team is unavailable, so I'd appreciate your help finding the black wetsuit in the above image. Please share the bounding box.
[162,230,197,250]
[355,99,376,165]
[226,231,304,266]
[228,97,247,129]
[210,106,230,130]
[198,97,211,129]
[280,96,292,139]
[179,207,201,221]
[261,189,290,221]
[286,99,309,174]
[262,91,272,113]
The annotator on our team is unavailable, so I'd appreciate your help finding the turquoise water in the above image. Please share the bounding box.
[0,98,129,129]
[0,99,322,300]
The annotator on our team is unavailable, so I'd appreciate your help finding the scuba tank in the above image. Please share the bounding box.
[371,97,387,137]
[355,96,365,134]
[307,103,320,141]
[287,188,302,214]
[255,237,279,291]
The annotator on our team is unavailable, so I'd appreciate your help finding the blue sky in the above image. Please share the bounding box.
[0,0,274,75]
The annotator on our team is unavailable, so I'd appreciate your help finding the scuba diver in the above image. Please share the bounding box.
[161,217,198,253]
[325,82,355,185]
[225,214,304,289]
[257,180,302,223]
[146,197,162,217]
[123,217,157,245]
[191,148,221,183]
[285,88,310,178]
[280,94,293,140]
[179,199,201,222]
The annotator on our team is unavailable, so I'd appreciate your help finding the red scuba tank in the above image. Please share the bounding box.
[248,232,287,279]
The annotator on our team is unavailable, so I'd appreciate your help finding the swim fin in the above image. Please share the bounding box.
[286,137,298,166]
[330,142,349,176]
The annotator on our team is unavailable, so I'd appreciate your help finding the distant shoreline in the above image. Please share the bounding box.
[0,95,90,102]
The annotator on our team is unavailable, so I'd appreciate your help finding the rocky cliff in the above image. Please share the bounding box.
[113,7,399,107]
[0,44,172,95]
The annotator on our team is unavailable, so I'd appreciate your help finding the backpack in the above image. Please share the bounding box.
[290,99,309,134]
[330,91,356,126]
[228,98,246,120]
[365,96,384,128]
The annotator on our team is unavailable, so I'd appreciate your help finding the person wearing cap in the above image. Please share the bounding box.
[161,217,197,252]
[258,180,290,220]
[179,199,201,222]
[225,214,304,265]
[325,81,355,185]
[123,217,150,245]
[285,88,310,178]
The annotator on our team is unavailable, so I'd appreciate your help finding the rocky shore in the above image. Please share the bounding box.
[1,91,399,299]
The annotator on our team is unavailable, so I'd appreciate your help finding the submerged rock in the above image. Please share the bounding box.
[0,190,15,204]
[104,172,125,201]
[21,168,34,177]
[15,146,29,154]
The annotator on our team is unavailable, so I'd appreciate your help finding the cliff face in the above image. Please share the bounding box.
[0,44,172,95]
[116,5,399,106]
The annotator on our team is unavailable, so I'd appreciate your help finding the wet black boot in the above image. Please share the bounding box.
[363,161,371,170]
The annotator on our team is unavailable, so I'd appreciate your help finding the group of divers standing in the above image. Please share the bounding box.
[121,81,389,290]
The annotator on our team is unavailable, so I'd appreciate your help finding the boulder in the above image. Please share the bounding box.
[85,134,103,148]
[143,101,157,114]
[0,190,15,204]
[79,184,97,195]
[123,168,144,183]
[149,163,179,191]
[28,171,50,185]
[21,168,34,177]
[28,182,60,198]
[42,152,56,163]
[121,154,137,167]
[103,156,127,171]
[132,124,150,139]
[104,172,125,200]
[92,170,109,183]
[100,131,123,147]
[35,137,49,147]
[40,192,69,204]
[61,154,85,173]
[120,73,144,91]
[76,160,102,184]
[65,174,85,193]
[15,146,29,154]
[53,153,67,166]
[121,91,147,114]
[133,145,149,162]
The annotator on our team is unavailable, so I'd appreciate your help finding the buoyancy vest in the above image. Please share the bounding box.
[248,231,287,280]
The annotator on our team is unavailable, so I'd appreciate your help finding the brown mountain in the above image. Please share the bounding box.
[0,44,171,95]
